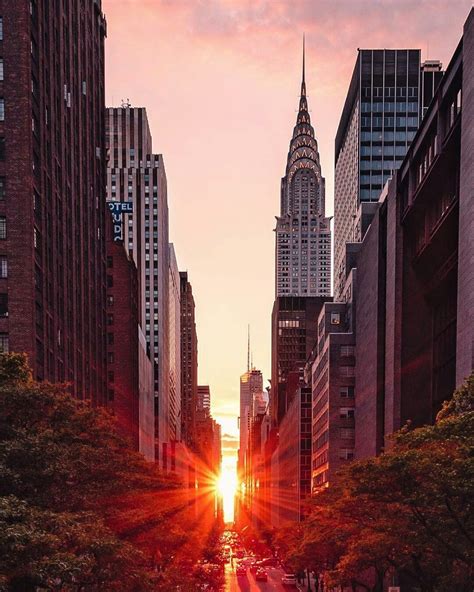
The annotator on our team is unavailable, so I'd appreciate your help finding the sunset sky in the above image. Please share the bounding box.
[104,0,471,457]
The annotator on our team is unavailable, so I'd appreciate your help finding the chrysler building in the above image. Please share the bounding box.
[275,41,332,297]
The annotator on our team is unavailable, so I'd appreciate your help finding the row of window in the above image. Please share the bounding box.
[361,101,419,113]
[361,115,418,128]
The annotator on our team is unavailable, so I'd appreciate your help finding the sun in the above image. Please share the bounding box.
[216,461,238,522]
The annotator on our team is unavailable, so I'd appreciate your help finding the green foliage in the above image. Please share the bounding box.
[0,353,220,591]
[283,374,474,592]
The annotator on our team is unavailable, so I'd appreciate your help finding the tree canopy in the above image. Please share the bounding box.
[281,375,474,592]
[0,353,222,591]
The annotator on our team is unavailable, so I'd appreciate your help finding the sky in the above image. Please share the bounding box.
[104,0,471,458]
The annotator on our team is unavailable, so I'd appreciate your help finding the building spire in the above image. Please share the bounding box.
[301,34,306,97]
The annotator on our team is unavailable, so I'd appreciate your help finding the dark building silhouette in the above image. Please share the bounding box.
[0,1,107,403]
[180,271,198,447]
[356,15,472,456]
[271,296,325,425]
[106,231,140,450]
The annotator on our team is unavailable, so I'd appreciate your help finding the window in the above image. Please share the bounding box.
[0,178,4,200]
[330,312,340,325]
[0,59,3,82]
[107,295,114,307]
[107,352,114,364]
[339,449,354,460]
[0,256,6,278]
[340,407,355,419]
[107,332,114,345]
[0,98,4,121]
[0,138,4,160]
[0,18,3,41]
[340,345,355,357]
[0,216,5,239]
[106,256,113,268]
[107,313,114,326]
[107,275,113,288]
[0,333,8,353]
[340,428,355,439]
[340,386,355,398]
[0,293,7,317]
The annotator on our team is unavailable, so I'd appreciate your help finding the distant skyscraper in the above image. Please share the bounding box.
[180,271,198,447]
[197,385,211,416]
[275,41,332,298]
[105,106,170,466]
[1,1,107,403]
[169,244,181,442]
[333,49,443,298]
[239,366,263,477]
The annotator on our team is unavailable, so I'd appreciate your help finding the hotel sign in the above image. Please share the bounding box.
[108,201,133,242]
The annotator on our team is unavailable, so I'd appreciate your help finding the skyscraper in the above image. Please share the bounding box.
[275,41,332,298]
[197,385,211,417]
[238,366,263,478]
[105,106,170,466]
[333,50,443,299]
[1,1,107,403]
[180,271,198,448]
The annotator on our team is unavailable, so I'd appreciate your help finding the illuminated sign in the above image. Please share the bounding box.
[108,201,133,242]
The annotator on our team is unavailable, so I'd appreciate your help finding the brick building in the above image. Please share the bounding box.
[106,234,140,450]
[0,1,107,403]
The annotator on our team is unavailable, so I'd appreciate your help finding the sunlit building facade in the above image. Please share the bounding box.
[106,106,170,466]
[169,244,181,443]
[238,368,263,477]
[275,44,332,298]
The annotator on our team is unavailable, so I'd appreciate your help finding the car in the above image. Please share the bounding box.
[236,565,246,576]
[281,573,297,587]
[260,556,279,567]
[256,569,268,582]
[249,563,259,574]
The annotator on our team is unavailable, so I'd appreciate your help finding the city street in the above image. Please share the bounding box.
[225,562,296,591]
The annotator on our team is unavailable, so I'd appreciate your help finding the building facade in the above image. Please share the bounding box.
[180,271,198,448]
[197,384,211,417]
[275,44,332,298]
[334,49,443,299]
[308,291,356,491]
[169,244,181,443]
[356,16,472,457]
[0,1,107,403]
[106,232,140,450]
[238,368,263,478]
[105,106,170,466]
[269,382,312,526]
[271,296,325,425]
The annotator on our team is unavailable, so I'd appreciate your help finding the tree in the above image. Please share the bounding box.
[0,353,220,591]
[286,374,474,592]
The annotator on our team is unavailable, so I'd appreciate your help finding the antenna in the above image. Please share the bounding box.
[247,325,250,372]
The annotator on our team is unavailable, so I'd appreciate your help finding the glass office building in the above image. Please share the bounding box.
[333,50,443,299]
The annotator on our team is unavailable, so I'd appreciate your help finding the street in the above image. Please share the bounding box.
[224,562,295,592]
